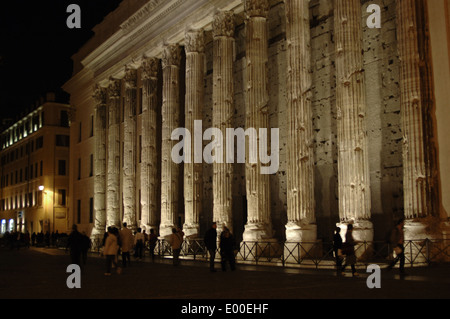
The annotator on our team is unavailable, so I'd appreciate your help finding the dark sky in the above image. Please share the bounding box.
[0,0,122,121]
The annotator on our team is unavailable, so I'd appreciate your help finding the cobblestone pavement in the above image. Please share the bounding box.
[0,246,448,315]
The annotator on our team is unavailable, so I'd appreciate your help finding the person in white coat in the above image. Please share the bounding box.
[104,227,121,275]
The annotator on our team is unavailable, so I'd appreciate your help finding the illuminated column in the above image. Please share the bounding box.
[92,84,107,239]
[242,0,274,242]
[212,11,235,234]
[396,0,439,239]
[335,0,373,243]
[106,78,122,228]
[160,44,181,238]
[183,30,204,238]
[123,67,138,230]
[284,0,317,243]
[141,57,160,233]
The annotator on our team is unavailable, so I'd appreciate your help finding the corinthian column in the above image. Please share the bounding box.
[141,57,160,233]
[123,67,138,230]
[396,0,439,239]
[160,44,182,238]
[335,0,373,243]
[183,30,204,238]
[106,79,122,228]
[92,84,107,239]
[212,11,235,234]
[284,0,316,244]
[242,0,274,242]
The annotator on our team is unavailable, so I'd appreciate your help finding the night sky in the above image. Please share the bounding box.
[0,0,122,122]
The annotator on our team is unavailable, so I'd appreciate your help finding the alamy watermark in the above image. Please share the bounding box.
[171,121,279,175]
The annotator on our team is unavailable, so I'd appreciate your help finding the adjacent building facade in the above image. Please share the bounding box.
[0,95,71,235]
[62,0,450,249]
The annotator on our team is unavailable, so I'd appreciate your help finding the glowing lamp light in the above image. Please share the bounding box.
[38,185,44,191]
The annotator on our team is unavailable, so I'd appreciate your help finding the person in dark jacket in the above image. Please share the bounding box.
[219,226,236,272]
[340,224,358,277]
[204,222,218,272]
[387,218,406,275]
[67,224,84,267]
[333,226,343,274]
[81,232,92,266]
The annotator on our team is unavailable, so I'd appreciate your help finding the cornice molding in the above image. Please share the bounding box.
[80,0,244,83]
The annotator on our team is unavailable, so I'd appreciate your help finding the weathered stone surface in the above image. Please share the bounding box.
[212,11,235,235]
[334,0,373,242]
[284,0,316,244]
[91,84,107,239]
[242,0,274,242]
[184,30,204,238]
[141,57,160,232]
[122,67,138,230]
[160,44,182,238]
[106,79,122,229]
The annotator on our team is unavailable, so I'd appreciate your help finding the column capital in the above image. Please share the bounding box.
[142,57,159,80]
[108,78,121,98]
[213,11,235,38]
[162,44,181,69]
[185,29,205,53]
[124,67,138,89]
[244,0,269,19]
[93,84,107,106]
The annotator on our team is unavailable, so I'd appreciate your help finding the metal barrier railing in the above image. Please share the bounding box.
[87,237,450,269]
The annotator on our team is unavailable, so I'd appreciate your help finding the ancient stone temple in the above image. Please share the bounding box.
[63,0,450,253]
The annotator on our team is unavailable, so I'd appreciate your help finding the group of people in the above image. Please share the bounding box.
[66,225,92,267]
[101,223,159,275]
[2,230,70,250]
[68,218,406,277]
[204,222,237,272]
[333,218,406,276]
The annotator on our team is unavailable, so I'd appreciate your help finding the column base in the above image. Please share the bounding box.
[159,224,175,240]
[240,222,279,261]
[182,223,200,239]
[284,222,319,261]
[403,218,445,265]
[337,220,373,260]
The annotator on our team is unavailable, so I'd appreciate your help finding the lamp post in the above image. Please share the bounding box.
[39,185,48,232]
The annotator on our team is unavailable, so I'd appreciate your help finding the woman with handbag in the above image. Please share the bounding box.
[340,224,358,277]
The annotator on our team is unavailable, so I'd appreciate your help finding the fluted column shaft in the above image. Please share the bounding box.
[141,58,160,232]
[123,68,138,230]
[184,30,204,238]
[243,0,273,241]
[106,79,122,228]
[213,12,235,234]
[335,0,372,237]
[396,0,437,220]
[284,0,316,242]
[92,85,107,238]
[160,44,181,238]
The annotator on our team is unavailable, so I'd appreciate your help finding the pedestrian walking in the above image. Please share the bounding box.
[340,224,358,277]
[134,228,145,261]
[148,228,158,262]
[104,226,121,276]
[333,226,343,273]
[81,231,91,266]
[119,222,133,267]
[67,224,84,267]
[170,227,184,266]
[219,226,236,272]
[387,218,406,275]
[204,222,218,272]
